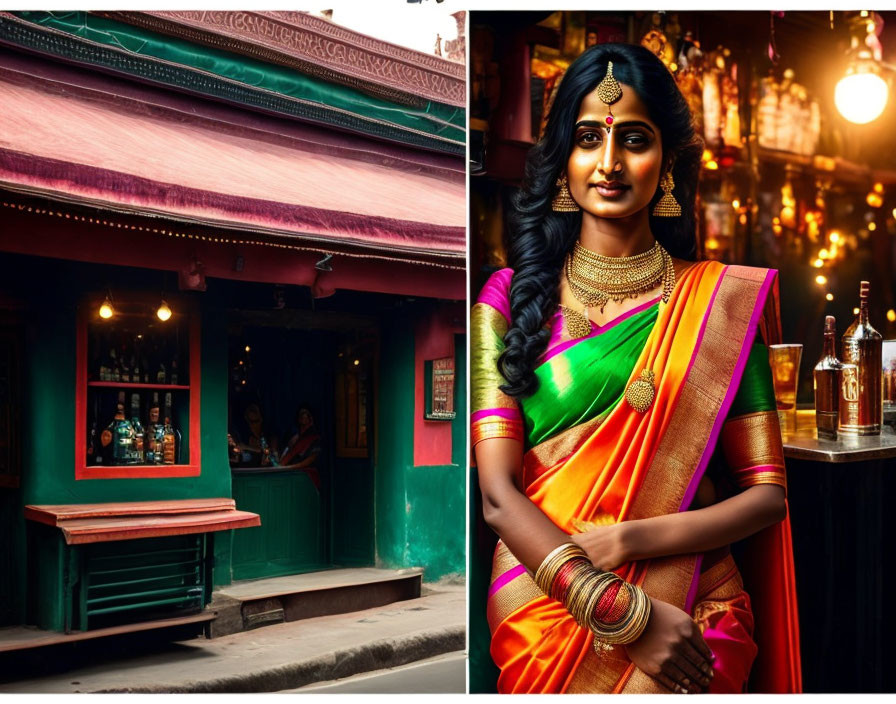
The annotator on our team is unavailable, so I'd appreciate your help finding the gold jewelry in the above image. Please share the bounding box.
[560,304,592,339]
[596,61,623,129]
[566,240,675,314]
[625,369,657,413]
[653,171,682,217]
[552,174,580,212]
[534,542,587,593]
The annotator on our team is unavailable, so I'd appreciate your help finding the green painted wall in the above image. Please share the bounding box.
[375,314,466,581]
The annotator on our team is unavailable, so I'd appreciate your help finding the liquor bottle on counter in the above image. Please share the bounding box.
[841,280,883,435]
[106,391,134,465]
[813,316,844,440]
[145,392,164,464]
[128,393,145,464]
[161,392,178,464]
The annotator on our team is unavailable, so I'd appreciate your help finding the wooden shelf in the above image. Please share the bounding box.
[87,381,189,390]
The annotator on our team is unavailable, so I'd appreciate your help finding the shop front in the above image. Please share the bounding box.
[0,9,465,645]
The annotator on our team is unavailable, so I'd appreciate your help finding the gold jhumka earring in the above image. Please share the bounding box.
[596,61,623,130]
[551,174,580,212]
[653,171,682,217]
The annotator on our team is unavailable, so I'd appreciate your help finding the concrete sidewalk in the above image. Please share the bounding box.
[0,585,465,693]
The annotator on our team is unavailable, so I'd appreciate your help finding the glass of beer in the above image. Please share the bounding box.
[769,344,802,433]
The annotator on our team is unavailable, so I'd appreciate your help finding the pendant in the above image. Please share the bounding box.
[562,305,592,339]
[625,369,656,413]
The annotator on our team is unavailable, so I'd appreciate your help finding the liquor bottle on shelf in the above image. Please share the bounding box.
[110,347,120,382]
[145,392,164,464]
[171,358,179,386]
[128,393,145,464]
[841,280,883,435]
[161,392,178,464]
[132,348,141,387]
[813,315,844,440]
[157,361,167,385]
[120,343,131,383]
[87,419,99,465]
[105,391,134,465]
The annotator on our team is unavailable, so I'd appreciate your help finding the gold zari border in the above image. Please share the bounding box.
[472,419,523,447]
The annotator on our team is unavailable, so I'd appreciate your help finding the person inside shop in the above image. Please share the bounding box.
[228,402,278,467]
[278,405,322,490]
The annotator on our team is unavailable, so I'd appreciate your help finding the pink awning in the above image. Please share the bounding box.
[0,53,465,263]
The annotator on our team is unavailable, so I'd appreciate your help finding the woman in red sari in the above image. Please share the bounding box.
[472,43,800,694]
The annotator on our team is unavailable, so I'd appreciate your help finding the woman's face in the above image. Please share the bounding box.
[566,81,664,220]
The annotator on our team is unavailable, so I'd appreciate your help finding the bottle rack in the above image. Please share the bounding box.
[74,297,201,480]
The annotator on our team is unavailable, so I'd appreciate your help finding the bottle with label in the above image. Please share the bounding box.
[128,393,145,464]
[105,391,134,465]
[157,361,167,385]
[145,392,164,464]
[841,280,883,435]
[813,315,844,440]
[161,392,177,464]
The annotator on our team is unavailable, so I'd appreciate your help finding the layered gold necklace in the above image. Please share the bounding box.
[560,240,676,414]
[562,240,674,339]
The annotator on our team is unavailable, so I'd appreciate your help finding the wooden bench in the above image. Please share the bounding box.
[24,499,260,633]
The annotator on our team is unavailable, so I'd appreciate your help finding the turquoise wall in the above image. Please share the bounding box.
[376,314,466,581]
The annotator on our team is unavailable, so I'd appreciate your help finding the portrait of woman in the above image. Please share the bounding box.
[471,42,801,694]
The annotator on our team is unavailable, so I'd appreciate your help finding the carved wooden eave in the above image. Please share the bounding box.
[96,10,466,109]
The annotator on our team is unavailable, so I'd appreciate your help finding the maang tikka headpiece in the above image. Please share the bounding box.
[596,61,623,130]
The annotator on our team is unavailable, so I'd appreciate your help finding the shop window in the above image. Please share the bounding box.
[75,294,200,479]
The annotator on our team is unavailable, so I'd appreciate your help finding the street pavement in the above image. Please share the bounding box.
[287,651,465,693]
[0,584,465,693]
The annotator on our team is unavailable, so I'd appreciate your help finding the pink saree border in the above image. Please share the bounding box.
[471,407,519,423]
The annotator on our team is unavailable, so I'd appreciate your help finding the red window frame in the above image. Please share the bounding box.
[74,296,201,479]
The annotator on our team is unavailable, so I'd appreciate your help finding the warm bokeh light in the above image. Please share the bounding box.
[156,300,172,322]
[819,249,830,259]
[888,309,896,323]
[813,259,824,268]
[854,307,861,315]
[705,160,719,170]
[874,182,884,194]
[732,199,741,209]
[245,345,251,352]
[826,293,835,301]
[815,275,828,285]
[829,231,841,243]
[867,191,884,208]
[99,300,114,319]
[706,238,720,250]
[869,222,877,231]
[835,70,889,124]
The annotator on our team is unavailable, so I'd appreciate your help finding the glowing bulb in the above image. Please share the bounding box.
[705,160,719,170]
[245,345,251,352]
[869,222,877,231]
[669,62,678,72]
[99,298,114,319]
[815,275,828,285]
[156,300,172,322]
[819,249,830,259]
[874,182,884,194]
[732,199,741,209]
[835,71,888,124]
[868,192,884,208]
[706,238,720,250]
[813,259,824,268]
[702,149,713,162]
[888,309,896,323]
[353,359,360,366]
[854,307,861,315]
[826,293,834,302]
[829,231,841,243]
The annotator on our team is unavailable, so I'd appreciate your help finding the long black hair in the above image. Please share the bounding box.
[498,43,703,399]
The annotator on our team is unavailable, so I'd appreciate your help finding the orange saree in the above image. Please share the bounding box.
[474,260,801,694]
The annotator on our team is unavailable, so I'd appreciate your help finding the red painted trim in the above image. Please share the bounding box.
[74,298,202,480]
[413,303,466,467]
[0,207,465,299]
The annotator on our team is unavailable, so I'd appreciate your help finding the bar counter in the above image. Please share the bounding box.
[781,409,896,693]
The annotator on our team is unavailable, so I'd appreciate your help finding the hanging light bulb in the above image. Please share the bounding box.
[156,300,172,322]
[815,275,828,285]
[826,293,835,301]
[835,12,890,124]
[99,296,114,319]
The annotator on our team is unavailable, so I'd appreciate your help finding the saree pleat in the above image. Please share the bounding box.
[482,261,801,693]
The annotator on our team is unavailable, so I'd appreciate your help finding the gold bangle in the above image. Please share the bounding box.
[533,542,587,595]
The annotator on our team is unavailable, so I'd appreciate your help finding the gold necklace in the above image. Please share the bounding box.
[560,240,677,414]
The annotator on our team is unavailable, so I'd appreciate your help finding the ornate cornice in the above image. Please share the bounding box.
[102,10,465,109]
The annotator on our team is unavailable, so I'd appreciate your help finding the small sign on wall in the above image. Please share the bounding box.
[424,356,456,421]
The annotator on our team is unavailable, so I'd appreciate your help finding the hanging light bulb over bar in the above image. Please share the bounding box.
[835,11,891,124]
[157,300,173,322]
[99,295,114,319]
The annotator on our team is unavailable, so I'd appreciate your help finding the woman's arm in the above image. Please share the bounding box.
[477,437,715,692]
[572,484,786,570]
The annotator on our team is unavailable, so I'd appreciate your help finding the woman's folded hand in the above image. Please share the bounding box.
[569,522,633,571]
[624,597,715,694]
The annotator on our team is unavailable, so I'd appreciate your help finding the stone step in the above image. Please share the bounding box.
[208,567,424,637]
